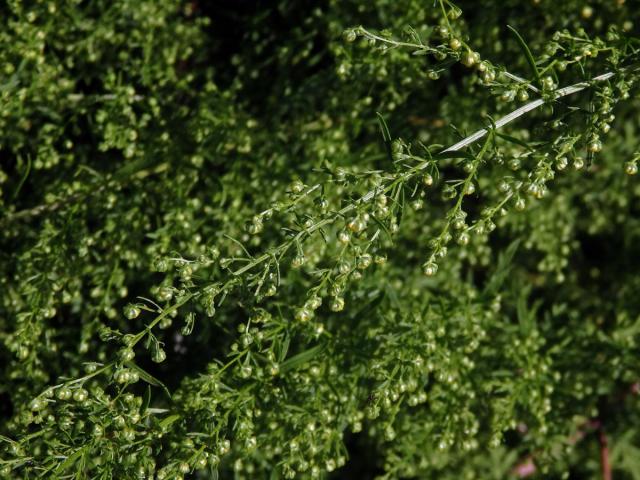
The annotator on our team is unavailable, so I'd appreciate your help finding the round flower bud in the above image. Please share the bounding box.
[337,230,351,244]
[124,304,140,320]
[507,158,521,170]
[343,29,357,43]
[384,425,396,441]
[291,254,305,268]
[114,416,126,429]
[500,90,516,102]
[240,364,253,378]
[556,156,568,170]
[457,232,470,246]
[422,173,434,186]
[465,182,476,195]
[357,254,372,270]
[29,398,46,411]
[119,348,135,362]
[587,140,602,153]
[625,162,638,175]
[115,369,131,384]
[56,387,72,401]
[449,38,462,50]
[205,303,217,317]
[442,185,457,200]
[289,180,304,194]
[152,348,167,363]
[337,261,351,275]
[453,218,466,230]
[411,199,424,210]
[208,246,221,260]
[527,183,540,197]
[481,70,496,83]
[158,287,173,301]
[374,254,387,265]
[375,205,390,218]
[347,218,366,233]
[461,50,476,67]
[295,308,313,323]
[542,76,555,90]
[17,345,29,360]
[330,297,345,312]
[153,257,169,272]
[246,217,263,235]
[391,140,404,160]
[306,296,322,310]
[423,262,438,277]
[240,333,252,348]
[264,284,277,297]
[316,197,329,211]
[72,388,88,402]
[179,265,193,281]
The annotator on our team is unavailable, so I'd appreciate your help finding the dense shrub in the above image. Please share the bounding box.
[1,0,639,478]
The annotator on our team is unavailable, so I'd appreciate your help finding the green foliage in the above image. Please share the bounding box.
[1,0,640,478]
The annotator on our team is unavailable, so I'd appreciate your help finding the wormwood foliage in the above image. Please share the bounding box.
[1,1,640,479]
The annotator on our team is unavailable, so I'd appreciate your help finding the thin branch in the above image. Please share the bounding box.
[599,427,612,480]
[442,71,615,152]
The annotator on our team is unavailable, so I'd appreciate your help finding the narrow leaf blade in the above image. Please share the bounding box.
[280,344,326,373]
[507,25,541,88]
[126,362,172,399]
